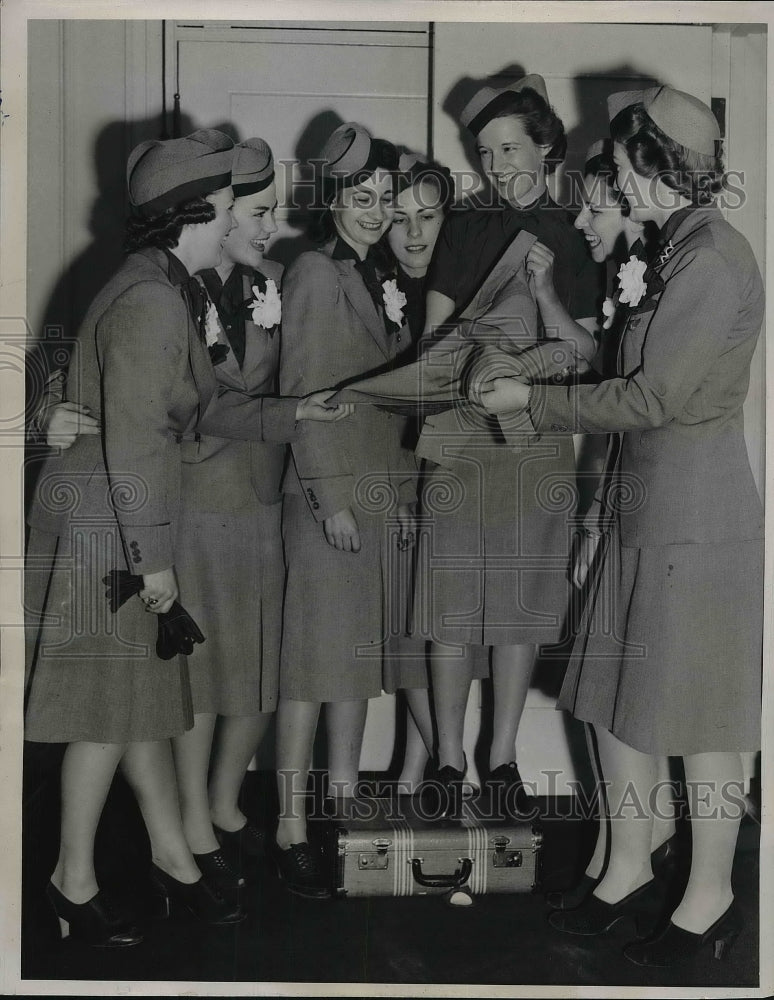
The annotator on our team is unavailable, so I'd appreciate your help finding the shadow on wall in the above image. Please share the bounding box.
[268,108,347,271]
[25,112,199,513]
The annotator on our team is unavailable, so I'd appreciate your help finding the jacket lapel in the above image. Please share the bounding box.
[138,247,217,409]
[322,243,391,360]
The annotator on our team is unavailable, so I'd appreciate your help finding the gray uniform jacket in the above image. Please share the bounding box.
[28,247,298,574]
[280,242,418,521]
[528,205,764,546]
[180,259,292,511]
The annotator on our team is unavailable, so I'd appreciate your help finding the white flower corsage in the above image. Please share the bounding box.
[601,297,616,330]
[250,278,282,329]
[204,301,221,347]
[616,256,648,307]
[382,279,407,327]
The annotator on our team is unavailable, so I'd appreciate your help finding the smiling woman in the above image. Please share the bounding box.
[24,128,354,944]
[273,122,420,897]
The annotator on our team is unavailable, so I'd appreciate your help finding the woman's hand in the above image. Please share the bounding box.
[467,347,525,407]
[139,567,178,614]
[475,376,531,416]
[396,502,416,551]
[296,391,354,423]
[45,401,100,448]
[323,507,361,553]
[525,241,557,299]
[572,531,601,589]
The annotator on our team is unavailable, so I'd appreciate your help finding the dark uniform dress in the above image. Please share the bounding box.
[415,189,602,648]
[172,260,292,716]
[531,206,764,755]
[279,240,419,703]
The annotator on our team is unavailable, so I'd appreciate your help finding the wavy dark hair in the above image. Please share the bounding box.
[482,87,567,174]
[584,143,631,217]
[308,137,398,244]
[372,167,454,278]
[124,196,217,253]
[610,103,724,206]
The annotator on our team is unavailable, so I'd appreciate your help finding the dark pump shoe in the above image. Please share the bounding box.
[624,901,743,967]
[548,878,659,936]
[271,842,330,899]
[150,864,245,924]
[192,848,246,904]
[436,762,467,822]
[546,834,679,910]
[46,881,143,947]
[214,821,266,859]
[486,761,536,818]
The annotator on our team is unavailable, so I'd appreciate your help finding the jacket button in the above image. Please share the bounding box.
[396,334,402,343]
[629,317,641,329]
[132,554,142,564]
[313,502,320,510]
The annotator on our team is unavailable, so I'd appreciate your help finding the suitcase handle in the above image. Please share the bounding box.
[410,857,472,889]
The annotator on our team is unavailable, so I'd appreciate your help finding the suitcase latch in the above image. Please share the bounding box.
[492,836,523,868]
[358,838,391,871]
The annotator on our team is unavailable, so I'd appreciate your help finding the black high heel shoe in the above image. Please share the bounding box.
[150,865,245,924]
[486,761,535,819]
[431,755,469,822]
[624,901,742,967]
[548,878,659,936]
[46,882,143,948]
[214,821,265,860]
[192,849,246,904]
[547,834,679,910]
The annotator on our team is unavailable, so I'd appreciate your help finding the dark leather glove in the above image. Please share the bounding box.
[102,570,206,659]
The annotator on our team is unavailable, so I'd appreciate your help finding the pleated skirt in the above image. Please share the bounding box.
[280,493,410,702]
[413,438,575,648]
[24,525,193,743]
[173,501,284,716]
[559,523,763,755]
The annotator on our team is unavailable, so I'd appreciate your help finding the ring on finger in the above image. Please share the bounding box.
[146,597,159,606]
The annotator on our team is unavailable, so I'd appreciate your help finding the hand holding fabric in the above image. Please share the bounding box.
[45,402,101,448]
[296,390,354,423]
[475,375,531,416]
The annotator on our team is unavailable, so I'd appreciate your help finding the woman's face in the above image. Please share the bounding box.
[387,177,445,279]
[612,142,662,224]
[475,115,549,207]
[221,181,278,270]
[331,168,394,259]
[575,173,630,262]
[192,186,236,270]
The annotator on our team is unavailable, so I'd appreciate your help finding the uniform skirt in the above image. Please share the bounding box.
[413,437,575,648]
[382,527,491,692]
[173,501,284,716]
[24,525,193,743]
[559,522,763,755]
[281,492,407,702]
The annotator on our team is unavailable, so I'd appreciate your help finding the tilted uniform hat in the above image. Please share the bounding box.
[127,128,234,217]
[394,151,454,207]
[607,85,720,157]
[232,137,275,197]
[318,122,398,191]
[459,73,550,135]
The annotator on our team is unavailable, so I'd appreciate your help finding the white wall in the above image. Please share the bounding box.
[27,20,164,346]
